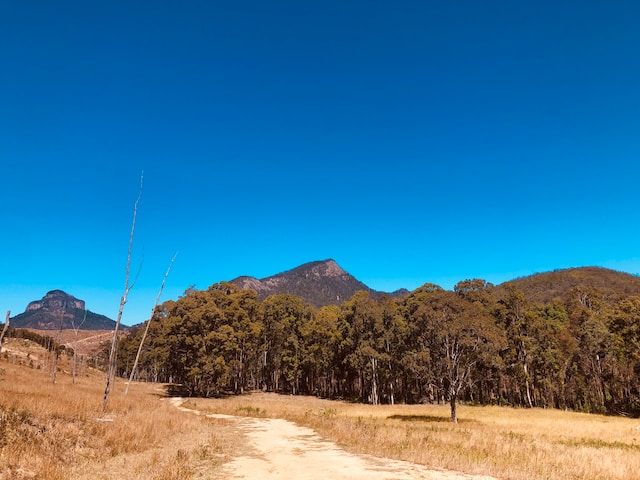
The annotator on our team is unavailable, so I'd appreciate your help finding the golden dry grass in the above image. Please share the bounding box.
[27,329,115,356]
[0,338,236,480]
[190,392,640,480]
[4,336,639,480]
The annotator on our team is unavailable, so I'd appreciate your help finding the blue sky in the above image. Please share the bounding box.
[2,1,640,325]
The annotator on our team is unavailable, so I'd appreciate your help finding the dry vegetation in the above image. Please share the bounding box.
[0,338,236,480]
[4,335,640,480]
[22,329,114,356]
[189,392,640,480]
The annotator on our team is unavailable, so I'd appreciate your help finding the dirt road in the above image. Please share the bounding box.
[170,398,496,480]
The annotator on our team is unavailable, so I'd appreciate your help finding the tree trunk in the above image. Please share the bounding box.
[72,348,77,384]
[450,393,458,423]
[370,356,379,405]
[103,173,142,412]
[387,359,395,405]
[523,363,533,408]
[125,253,176,396]
[0,311,10,353]
[52,308,64,384]
[50,348,58,384]
[520,340,534,408]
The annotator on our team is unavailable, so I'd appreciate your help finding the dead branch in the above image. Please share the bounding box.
[0,310,10,353]
[125,252,177,395]
[102,172,143,411]
[51,307,65,384]
[72,309,88,384]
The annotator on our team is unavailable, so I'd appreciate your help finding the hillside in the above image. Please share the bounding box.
[231,259,408,306]
[498,266,640,303]
[21,328,116,355]
[10,290,116,330]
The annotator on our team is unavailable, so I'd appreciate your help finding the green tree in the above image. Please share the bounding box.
[301,305,341,397]
[261,295,313,394]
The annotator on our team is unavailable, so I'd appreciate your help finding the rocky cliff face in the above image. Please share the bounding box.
[231,259,408,307]
[11,290,116,330]
[26,290,85,312]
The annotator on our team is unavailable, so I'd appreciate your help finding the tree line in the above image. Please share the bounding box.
[115,280,640,421]
[5,327,71,356]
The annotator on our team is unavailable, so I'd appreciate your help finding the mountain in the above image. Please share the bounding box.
[10,290,116,330]
[498,266,640,303]
[230,259,408,307]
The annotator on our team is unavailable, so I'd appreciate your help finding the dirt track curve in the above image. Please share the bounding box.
[169,397,496,480]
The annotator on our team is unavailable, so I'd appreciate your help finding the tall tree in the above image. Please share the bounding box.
[338,291,387,404]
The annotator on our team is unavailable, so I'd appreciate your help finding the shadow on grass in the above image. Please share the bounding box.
[387,414,477,424]
[154,383,247,399]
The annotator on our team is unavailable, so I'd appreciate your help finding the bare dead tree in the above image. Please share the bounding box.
[0,311,10,353]
[71,309,87,384]
[51,305,67,384]
[125,252,177,395]
[102,173,143,412]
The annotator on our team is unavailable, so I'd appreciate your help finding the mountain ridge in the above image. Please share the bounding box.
[230,261,640,307]
[498,266,640,303]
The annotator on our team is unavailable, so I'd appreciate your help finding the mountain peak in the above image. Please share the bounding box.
[12,290,116,330]
[27,290,85,312]
[318,259,346,276]
[284,259,347,279]
[45,289,68,296]
[230,259,406,306]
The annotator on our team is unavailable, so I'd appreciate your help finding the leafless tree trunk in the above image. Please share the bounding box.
[102,173,143,412]
[0,311,10,353]
[370,356,379,405]
[71,310,87,384]
[125,252,177,395]
[49,348,57,383]
[521,340,534,408]
[51,307,66,384]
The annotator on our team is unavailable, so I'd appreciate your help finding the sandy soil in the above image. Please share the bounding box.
[170,398,496,480]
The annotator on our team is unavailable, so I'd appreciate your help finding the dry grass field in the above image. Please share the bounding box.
[0,338,236,480]
[188,392,640,480]
[3,336,640,480]
[23,328,115,356]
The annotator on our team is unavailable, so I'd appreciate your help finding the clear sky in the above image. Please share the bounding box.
[2,1,640,325]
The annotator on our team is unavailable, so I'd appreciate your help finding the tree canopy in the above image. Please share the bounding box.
[116,279,640,420]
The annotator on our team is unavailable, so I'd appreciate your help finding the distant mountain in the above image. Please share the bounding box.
[230,259,408,307]
[10,290,116,330]
[498,266,640,303]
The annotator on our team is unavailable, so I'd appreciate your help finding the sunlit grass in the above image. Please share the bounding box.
[192,392,640,480]
[0,338,233,479]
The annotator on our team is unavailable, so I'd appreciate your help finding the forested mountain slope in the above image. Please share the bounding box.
[499,267,640,303]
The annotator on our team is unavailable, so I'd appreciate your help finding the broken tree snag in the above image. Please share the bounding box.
[102,172,143,412]
[72,309,88,384]
[0,310,10,353]
[51,307,66,384]
[125,252,178,395]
